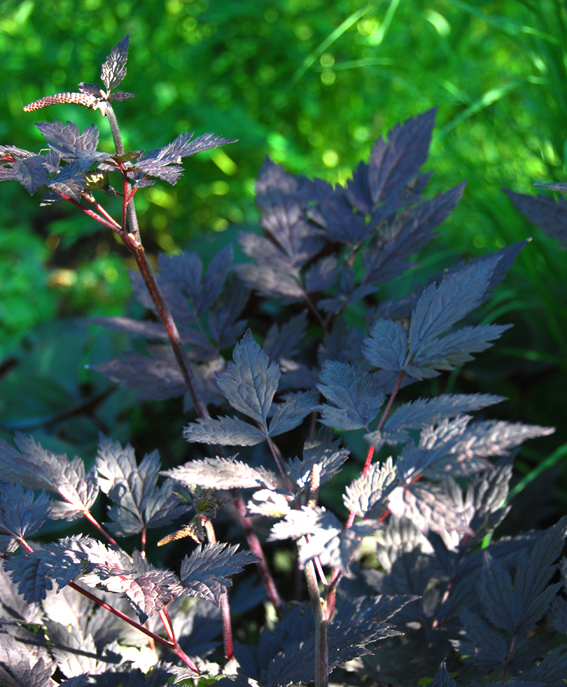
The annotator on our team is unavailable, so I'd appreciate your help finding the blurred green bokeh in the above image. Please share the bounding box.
[2,0,567,344]
[2,0,567,506]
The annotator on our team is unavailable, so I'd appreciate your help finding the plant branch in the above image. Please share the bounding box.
[304,560,328,687]
[102,98,282,624]
[266,436,294,493]
[60,193,122,233]
[231,490,283,617]
[82,510,118,547]
[204,517,234,660]
[0,535,199,673]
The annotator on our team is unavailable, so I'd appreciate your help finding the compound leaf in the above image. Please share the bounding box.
[380,393,504,443]
[254,157,325,266]
[101,35,129,90]
[407,324,511,379]
[458,606,512,671]
[4,535,99,602]
[36,121,99,156]
[93,348,184,397]
[96,436,189,536]
[48,161,86,201]
[268,389,318,437]
[0,655,54,687]
[263,312,308,363]
[363,319,408,371]
[216,330,280,427]
[286,428,350,489]
[409,257,499,355]
[344,457,400,519]
[163,457,278,491]
[81,550,183,623]
[0,482,52,541]
[397,418,553,481]
[347,108,437,212]
[12,156,49,194]
[0,435,98,521]
[388,483,470,536]
[134,133,236,185]
[198,244,234,314]
[267,506,370,572]
[180,543,258,607]
[505,188,567,248]
[521,647,567,686]
[317,361,385,431]
[309,189,369,246]
[482,517,567,635]
[363,182,465,286]
[183,416,266,446]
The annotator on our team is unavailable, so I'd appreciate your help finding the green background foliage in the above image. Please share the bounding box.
[2,0,567,517]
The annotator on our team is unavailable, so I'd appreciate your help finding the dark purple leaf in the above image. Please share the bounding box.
[48,162,86,201]
[163,456,278,490]
[409,256,500,354]
[346,108,437,213]
[304,255,338,293]
[101,35,130,90]
[0,434,98,521]
[93,349,186,400]
[255,157,325,266]
[108,90,137,101]
[12,156,49,194]
[388,483,471,536]
[180,543,258,607]
[505,189,567,248]
[363,319,408,371]
[263,311,308,363]
[317,360,385,430]
[0,482,52,540]
[379,393,505,444]
[363,182,465,286]
[344,457,400,518]
[286,429,350,489]
[96,436,189,537]
[216,330,280,427]
[268,388,318,436]
[308,189,370,245]
[183,415,267,446]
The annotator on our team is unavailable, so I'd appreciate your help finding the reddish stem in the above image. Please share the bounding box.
[220,592,234,660]
[231,490,283,617]
[82,510,118,547]
[267,436,294,493]
[60,194,122,233]
[327,370,407,592]
[0,532,199,673]
[141,527,147,557]
[159,607,176,644]
[103,101,283,630]
[82,194,122,229]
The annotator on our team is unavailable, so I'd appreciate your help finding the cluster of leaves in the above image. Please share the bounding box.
[0,37,234,206]
[1,36,567,687]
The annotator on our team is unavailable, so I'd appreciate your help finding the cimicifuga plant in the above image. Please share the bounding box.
[1,35,566,687]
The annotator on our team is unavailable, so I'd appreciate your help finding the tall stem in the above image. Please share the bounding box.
[103,99,282,628]
[231,490,283,617]
[204,518,234,660]
[304,560,328,687]
[132,248,210,418]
